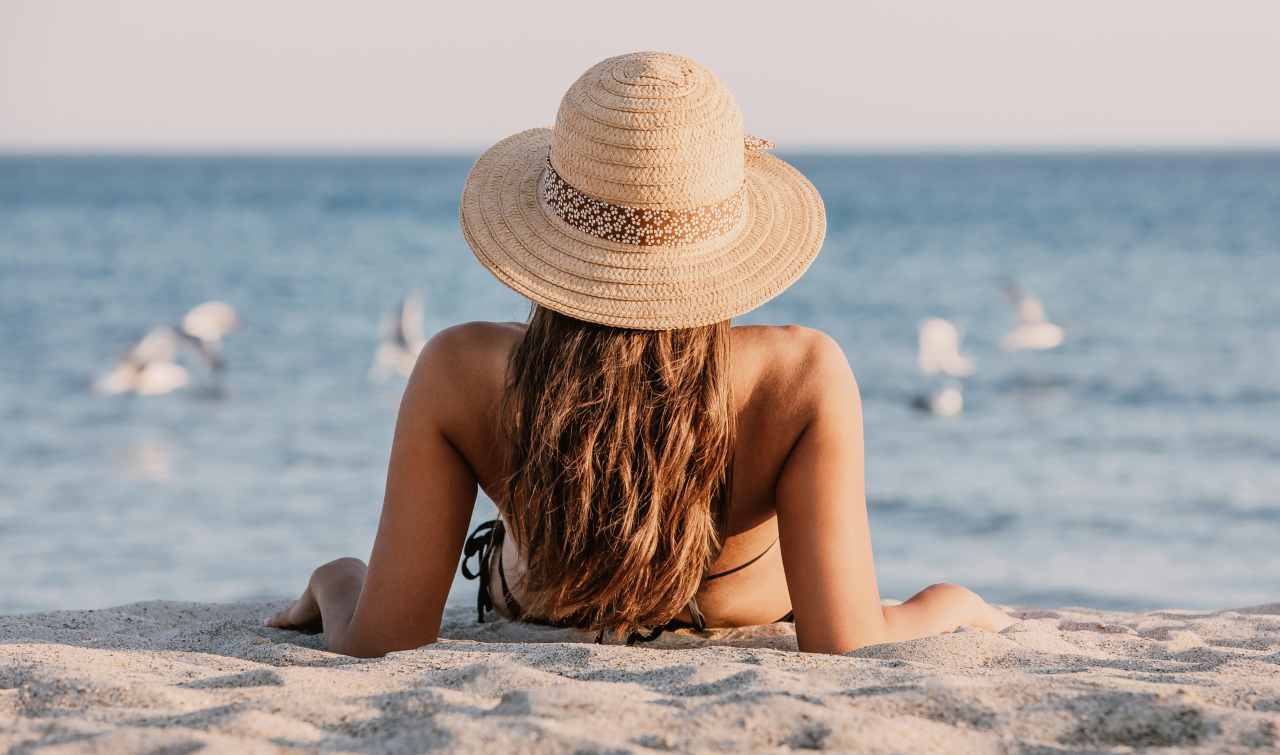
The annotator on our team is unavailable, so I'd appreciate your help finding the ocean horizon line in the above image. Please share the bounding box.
[3,143,1280,159]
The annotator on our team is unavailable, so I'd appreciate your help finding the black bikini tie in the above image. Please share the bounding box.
[460,520,498,623]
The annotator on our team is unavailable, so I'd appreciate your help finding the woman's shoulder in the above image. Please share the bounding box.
[410,320,856,433]
[402,321,524,423]
[418,320,525,373]
[416,321,852,393]
[731,324,845,357]
[425,320,526,358]
[731,325,856,393]
[730,324,859,432]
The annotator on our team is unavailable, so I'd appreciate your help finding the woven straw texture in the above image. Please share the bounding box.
[459,51,826,330]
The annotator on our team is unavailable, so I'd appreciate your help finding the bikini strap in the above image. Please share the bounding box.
[463,523,776,639]
[624,541,773,645]
[704,538,778,582]
[623,594,708,646]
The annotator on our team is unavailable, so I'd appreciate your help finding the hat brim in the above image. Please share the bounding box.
[460,128,825,330]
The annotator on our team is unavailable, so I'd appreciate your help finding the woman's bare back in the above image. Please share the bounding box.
[443,322,831,627]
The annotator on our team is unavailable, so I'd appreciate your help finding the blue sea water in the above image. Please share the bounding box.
[1,152,1278,616]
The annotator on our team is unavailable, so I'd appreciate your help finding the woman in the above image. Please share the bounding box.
[267,52,1013,656]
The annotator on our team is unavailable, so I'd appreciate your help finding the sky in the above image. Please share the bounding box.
[2,0,1279,151]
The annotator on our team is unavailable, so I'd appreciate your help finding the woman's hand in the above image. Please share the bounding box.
[265,582,322,632]
[265,558,368,635]
[972,592,1017,633]
[881,583,1016,644]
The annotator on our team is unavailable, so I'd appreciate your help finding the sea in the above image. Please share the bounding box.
[1,152,1278,616]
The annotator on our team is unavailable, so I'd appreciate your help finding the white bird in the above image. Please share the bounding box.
[370,292,428,381]
[1001,284,1064,351]
[94,301,240,396]
[917,318,976,378]
[180,300,240,370]
[911,382,965,417]
[911,319,972,417]
[94,326,190,396]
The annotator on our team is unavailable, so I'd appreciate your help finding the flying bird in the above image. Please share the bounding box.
[911,319,973,418]
[1001,284,1064,351]
[917,317,976,378]
[94,301,240,396]
[179,300,240,370]
[370,291,428,381]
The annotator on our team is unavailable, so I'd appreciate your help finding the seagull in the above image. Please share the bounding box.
[910,318,973,417]
[917,317,976,378]
[1001,284,1064,351]
[94,326,191,396]
[916,319,972,419]
[179,300,240,371]
[911,382,964,418]
[370,291,427,381]
[94,301,240,396]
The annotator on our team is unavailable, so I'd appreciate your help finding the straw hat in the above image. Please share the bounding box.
[459,51,826,330]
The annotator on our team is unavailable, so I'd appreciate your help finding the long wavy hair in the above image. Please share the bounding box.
[499,305,736,637]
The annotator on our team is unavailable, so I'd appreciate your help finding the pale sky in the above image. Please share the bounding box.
[3,0,1279,151]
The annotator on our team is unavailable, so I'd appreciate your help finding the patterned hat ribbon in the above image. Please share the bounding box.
[540,136,771,248]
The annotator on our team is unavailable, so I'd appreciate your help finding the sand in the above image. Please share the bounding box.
[1,600,1278,753]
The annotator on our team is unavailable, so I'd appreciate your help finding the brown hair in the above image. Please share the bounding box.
[500,305,735,637]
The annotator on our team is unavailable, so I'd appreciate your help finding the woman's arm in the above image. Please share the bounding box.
[775,331,1012,654]
[267,327,483,657]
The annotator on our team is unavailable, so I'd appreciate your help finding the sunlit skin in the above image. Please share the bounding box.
[267,322,1014,656]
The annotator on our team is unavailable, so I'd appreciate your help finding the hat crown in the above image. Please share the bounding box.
[617,55,689,88]
[550,52,745,210]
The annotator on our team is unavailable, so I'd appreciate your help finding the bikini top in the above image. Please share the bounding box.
[461,518,778,644]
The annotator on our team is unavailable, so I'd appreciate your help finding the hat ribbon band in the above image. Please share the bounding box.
[538,136,773,248]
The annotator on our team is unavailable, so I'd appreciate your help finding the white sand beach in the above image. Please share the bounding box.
[2,601,1278,753]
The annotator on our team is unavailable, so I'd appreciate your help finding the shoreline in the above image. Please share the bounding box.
[2,600,1278,753]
